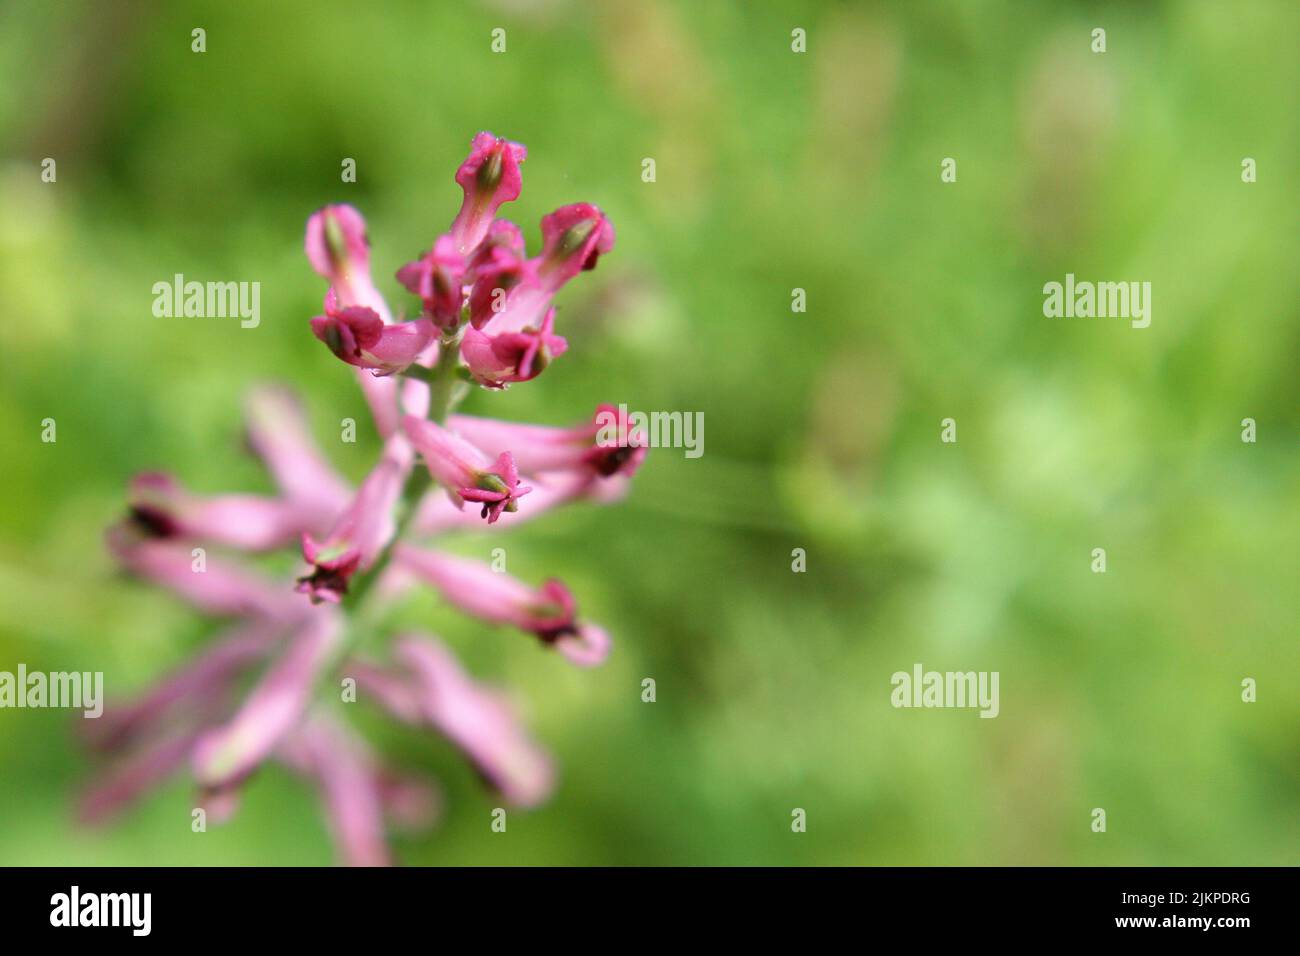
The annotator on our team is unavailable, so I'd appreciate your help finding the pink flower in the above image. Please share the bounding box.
[276,716,393,867]
[460,307,568,387]
[83,621,278,754]
[79,733,200,825]
[191,608,342,788]
[244,386,352,526]
[396,235,467,330]
[457,205,613,378]
[449,132,527,255]
[311,288,436,375]
[106,522,301,623]
[297,434,414,603]
[449,404,647,479]
[394,635,555,805]
[537,202,616,291]
[394,546,611,667]
[304,204,375,307]
[94,133,635,866]
[466,221,528,328]
[126,471,316,551]
[413,469,632,535]
[402,415,530,523]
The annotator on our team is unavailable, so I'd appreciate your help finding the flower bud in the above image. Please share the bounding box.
[449,132,527,256]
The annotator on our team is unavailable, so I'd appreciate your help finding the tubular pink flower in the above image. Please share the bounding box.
[394,635,555,806]
[394,546,610,666]
[464,204,613,350]
[311,288,436,375]
[460,308,567,387]
[244,386,352,527]
[278,712,442,839]
[402,415,530,523]
[304,204,381,311]
[191,608,342,788]
[83,620,279,753]
[78,732,198,825]
[126,472,315,552]
[449,132,527,256]
[95,133,636,865]
[536,202,615,291]
[395,546,572,633]
[413,469,631,535]
[107,523,301,622]
[278,717,391,867]
[449,404,647,479]
[396,235,466,330]
[304,205,408,436]
[466,221,528,328]
[297,434,414,603]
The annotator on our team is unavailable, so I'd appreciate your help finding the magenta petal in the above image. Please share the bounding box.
[244,386,352,528]
[538,202,615,290]
[296,433,414,602]
[78,733,197,825]
[402,415,493,494]
[191,609,342,787]
[448,404,647,480]
[279,718,391,867]
[127,472,319,552]
[84,621,278,753]
[394,635,554,806]
[450,132,527,255]
[305,204,372,299]
[395,546,572,636]
[553,622,612,668]
[107,525,300,622]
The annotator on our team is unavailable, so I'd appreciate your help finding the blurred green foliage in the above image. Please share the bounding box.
[0,0,1296,865]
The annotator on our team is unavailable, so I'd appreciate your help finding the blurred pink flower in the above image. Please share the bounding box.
[93,130,636,866]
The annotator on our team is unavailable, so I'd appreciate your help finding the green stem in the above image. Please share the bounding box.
[425,327,467,425]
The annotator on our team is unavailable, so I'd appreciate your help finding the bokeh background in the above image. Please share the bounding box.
[1,0,1296,865]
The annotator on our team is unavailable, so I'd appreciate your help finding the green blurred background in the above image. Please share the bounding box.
[1,0,1296,865]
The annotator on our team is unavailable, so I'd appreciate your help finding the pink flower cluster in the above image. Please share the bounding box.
[91,132,645,865]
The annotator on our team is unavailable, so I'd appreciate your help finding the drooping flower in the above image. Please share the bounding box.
[243,385,352,526]
[311,289,436,375]
[413,468,632,536]
[106,522,302,623]
[275,715,396,867]
[191,607,342,788]
[448,403,648,480]
[296,434,414,603]
[460,307,567,387]
[396,235,467,331]
[127,472,318,552]
[394,545,611,667]
[402,415,530,523]
[466,221,528,328]
[349,635,555,806]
